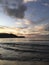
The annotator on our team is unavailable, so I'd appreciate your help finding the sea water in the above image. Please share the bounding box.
[0,38,49,65]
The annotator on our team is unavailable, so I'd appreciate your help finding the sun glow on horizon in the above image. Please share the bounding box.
[0,24,49,37]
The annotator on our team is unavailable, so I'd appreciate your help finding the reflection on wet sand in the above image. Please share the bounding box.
[0,38,49,65]
[0,60,49,65]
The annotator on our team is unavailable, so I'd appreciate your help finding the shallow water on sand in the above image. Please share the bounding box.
[0,38,49,65]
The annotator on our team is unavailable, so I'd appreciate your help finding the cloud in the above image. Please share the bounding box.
[44,24,49,31]
[0,26,22,35]
[20,23,49,35]
[15,18,49,35]
[33,24,49,35]
[42,3,49,7]
[3,0,27,18]
[24,0,38,3]
[15,19,34,28]
[0,23,49,36]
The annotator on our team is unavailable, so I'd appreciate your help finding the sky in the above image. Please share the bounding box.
[0,0,49,36]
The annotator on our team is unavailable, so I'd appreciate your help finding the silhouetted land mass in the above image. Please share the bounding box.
[0,33,25,38]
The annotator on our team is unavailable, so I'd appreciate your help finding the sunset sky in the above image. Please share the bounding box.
[0,0,49,36]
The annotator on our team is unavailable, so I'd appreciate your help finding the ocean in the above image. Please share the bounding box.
[0,38,49,65]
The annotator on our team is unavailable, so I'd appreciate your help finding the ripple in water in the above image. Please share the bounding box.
[0,38,49,65]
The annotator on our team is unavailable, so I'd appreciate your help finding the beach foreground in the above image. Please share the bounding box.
[0,38,49,65]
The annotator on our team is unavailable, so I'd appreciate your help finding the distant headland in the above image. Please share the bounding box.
[0,33,25,38]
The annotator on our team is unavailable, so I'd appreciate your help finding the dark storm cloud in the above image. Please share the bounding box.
[2,0,27,18]
[5,5,27,18]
